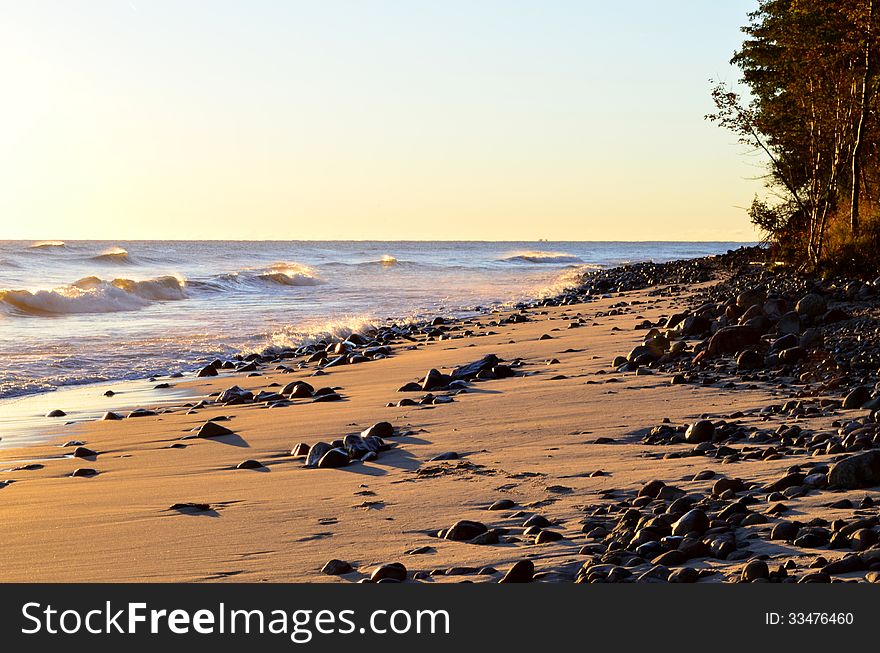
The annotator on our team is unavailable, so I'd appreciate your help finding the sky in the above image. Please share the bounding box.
[0,0,763,241]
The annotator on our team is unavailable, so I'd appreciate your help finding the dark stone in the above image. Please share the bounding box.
[197,421,234,438]
[444,520,488,541]
[828,451,880,489]
[741,559,769,582]
[685,420,714,444]
[370,563,407,582]
[672,509,710,536]
[321,559,353,575]
[707,326,760,356]
[362,422,394,438]
[317,448,350,468]
[843,386,871,410]
[499,560,534,583]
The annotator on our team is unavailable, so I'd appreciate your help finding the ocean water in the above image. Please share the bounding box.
[0,240,748,401]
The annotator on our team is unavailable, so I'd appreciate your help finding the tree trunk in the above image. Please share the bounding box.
[851,0,875,237]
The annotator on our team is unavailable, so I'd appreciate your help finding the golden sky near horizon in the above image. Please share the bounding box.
[1,1,763,242]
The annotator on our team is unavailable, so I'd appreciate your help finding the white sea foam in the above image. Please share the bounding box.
[261,315,380,352]
[0,275,188,316]
[533,264,599,298]
[501,250,583,264]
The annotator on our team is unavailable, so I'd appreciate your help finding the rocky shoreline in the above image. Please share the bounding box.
[7,245,880,583]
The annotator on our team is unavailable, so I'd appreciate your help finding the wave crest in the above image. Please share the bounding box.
[0,275,188,316]
[90,247,134,264]
[502,250,583,264]
[256,262,322,286]
[28,241,65,249]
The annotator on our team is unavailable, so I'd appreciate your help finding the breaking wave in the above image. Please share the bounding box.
[261,315,380,353]
[533,264,600,298]
[28,241,66,249]
[501,250,583,264]
[89,247,134,265]
[0,275,188,316]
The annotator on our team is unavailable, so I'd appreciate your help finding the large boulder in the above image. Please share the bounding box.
[828,451,880,489]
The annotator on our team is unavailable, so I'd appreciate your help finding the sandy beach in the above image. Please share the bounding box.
[3,256,877,584]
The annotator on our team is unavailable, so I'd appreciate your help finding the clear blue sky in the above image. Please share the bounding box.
[1,0,762,240]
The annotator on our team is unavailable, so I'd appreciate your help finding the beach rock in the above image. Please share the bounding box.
[290,442,310,457]
[764,472,805,493]
[843,386,871,410]
[343,435,370,459]
[796,293,827,318]
[197,421,234,438]
[429,452,459,461]
[444,520,488,541]
[317,448,350,468]
[101,411,123,421]
[498,560,534,583]
[313,392,342,403]
[737,288,766,310]
[523,514,551,528]
[770,521,799,541]
[128,408,157,418]
[707,326,761,356]
[488,499,516,511]
[322,559,353,575]
[736,349,763,371]
[236,459,264,470]
[46,409,66,418]
[741,560,769,582]
[71,468,97,477]
[639,479,666,498]
[421,369,450,391]
[469,530,500,545]
[169,502,211,512]
[672,509,710,536]
[306,442,333,467]
[72,446,97,458]
[827,451,880,489]
[370,563,407,583]
[777,311,801,335]
[685,420,714,444]
[451,354,501,380]
[535,530,563,544]
[196,365,218,377]
[282,380,315,397]
[362,422,394,438]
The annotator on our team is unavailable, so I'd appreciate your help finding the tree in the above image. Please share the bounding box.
[709,0,880,269]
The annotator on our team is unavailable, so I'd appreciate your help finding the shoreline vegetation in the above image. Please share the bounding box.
[709,0,880,275]
[5,245,880,583]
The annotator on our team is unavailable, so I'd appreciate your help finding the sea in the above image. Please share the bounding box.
[0,240,750,404]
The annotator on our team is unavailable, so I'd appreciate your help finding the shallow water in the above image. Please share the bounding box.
[0,240,749,401]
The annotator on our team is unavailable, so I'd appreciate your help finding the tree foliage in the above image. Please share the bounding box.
[709,0,880,272]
